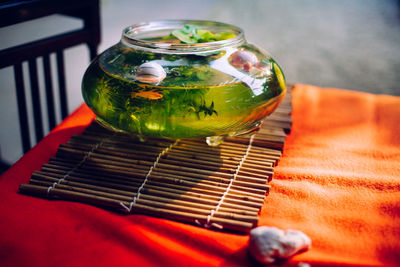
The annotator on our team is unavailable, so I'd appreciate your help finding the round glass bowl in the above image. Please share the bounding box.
[82,20,286,145]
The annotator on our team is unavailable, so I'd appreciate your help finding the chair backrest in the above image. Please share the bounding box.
[0,0,101,154]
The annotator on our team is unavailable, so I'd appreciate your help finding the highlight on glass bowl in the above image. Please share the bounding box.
[82,20,286,145]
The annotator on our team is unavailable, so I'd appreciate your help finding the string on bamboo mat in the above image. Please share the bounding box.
[120,140,179,213]
[46,134,113,197]
[195,134,255,230]
[19,88,292,233]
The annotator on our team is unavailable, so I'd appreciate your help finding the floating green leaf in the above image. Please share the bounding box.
[172,24,236,44]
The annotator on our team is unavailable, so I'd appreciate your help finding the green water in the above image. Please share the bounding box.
[82,48,285,139]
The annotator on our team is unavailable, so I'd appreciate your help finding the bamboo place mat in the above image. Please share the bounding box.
[19,89,292,233]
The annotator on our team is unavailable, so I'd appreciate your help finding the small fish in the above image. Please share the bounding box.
[131,90,163,100]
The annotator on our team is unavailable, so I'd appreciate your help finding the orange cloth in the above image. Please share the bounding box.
[0,84,399,267]
[261,84,400,266]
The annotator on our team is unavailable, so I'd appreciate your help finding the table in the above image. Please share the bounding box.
[0,84,399,266]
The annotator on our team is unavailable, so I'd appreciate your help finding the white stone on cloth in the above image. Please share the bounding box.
[248,226,311,264]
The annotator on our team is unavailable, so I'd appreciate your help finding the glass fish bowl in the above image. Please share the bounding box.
[82,20,286,145]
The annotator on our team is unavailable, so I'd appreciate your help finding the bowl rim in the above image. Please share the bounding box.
[121,19,245,53]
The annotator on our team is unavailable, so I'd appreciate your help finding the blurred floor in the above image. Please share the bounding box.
[1,0,399,166]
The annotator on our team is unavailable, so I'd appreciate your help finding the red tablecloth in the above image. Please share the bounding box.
[1,84,399,267]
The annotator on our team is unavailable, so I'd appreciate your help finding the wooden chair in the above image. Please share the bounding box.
[0,0,101,171]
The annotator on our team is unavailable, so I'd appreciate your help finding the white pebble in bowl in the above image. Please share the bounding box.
[135,62,166,83]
